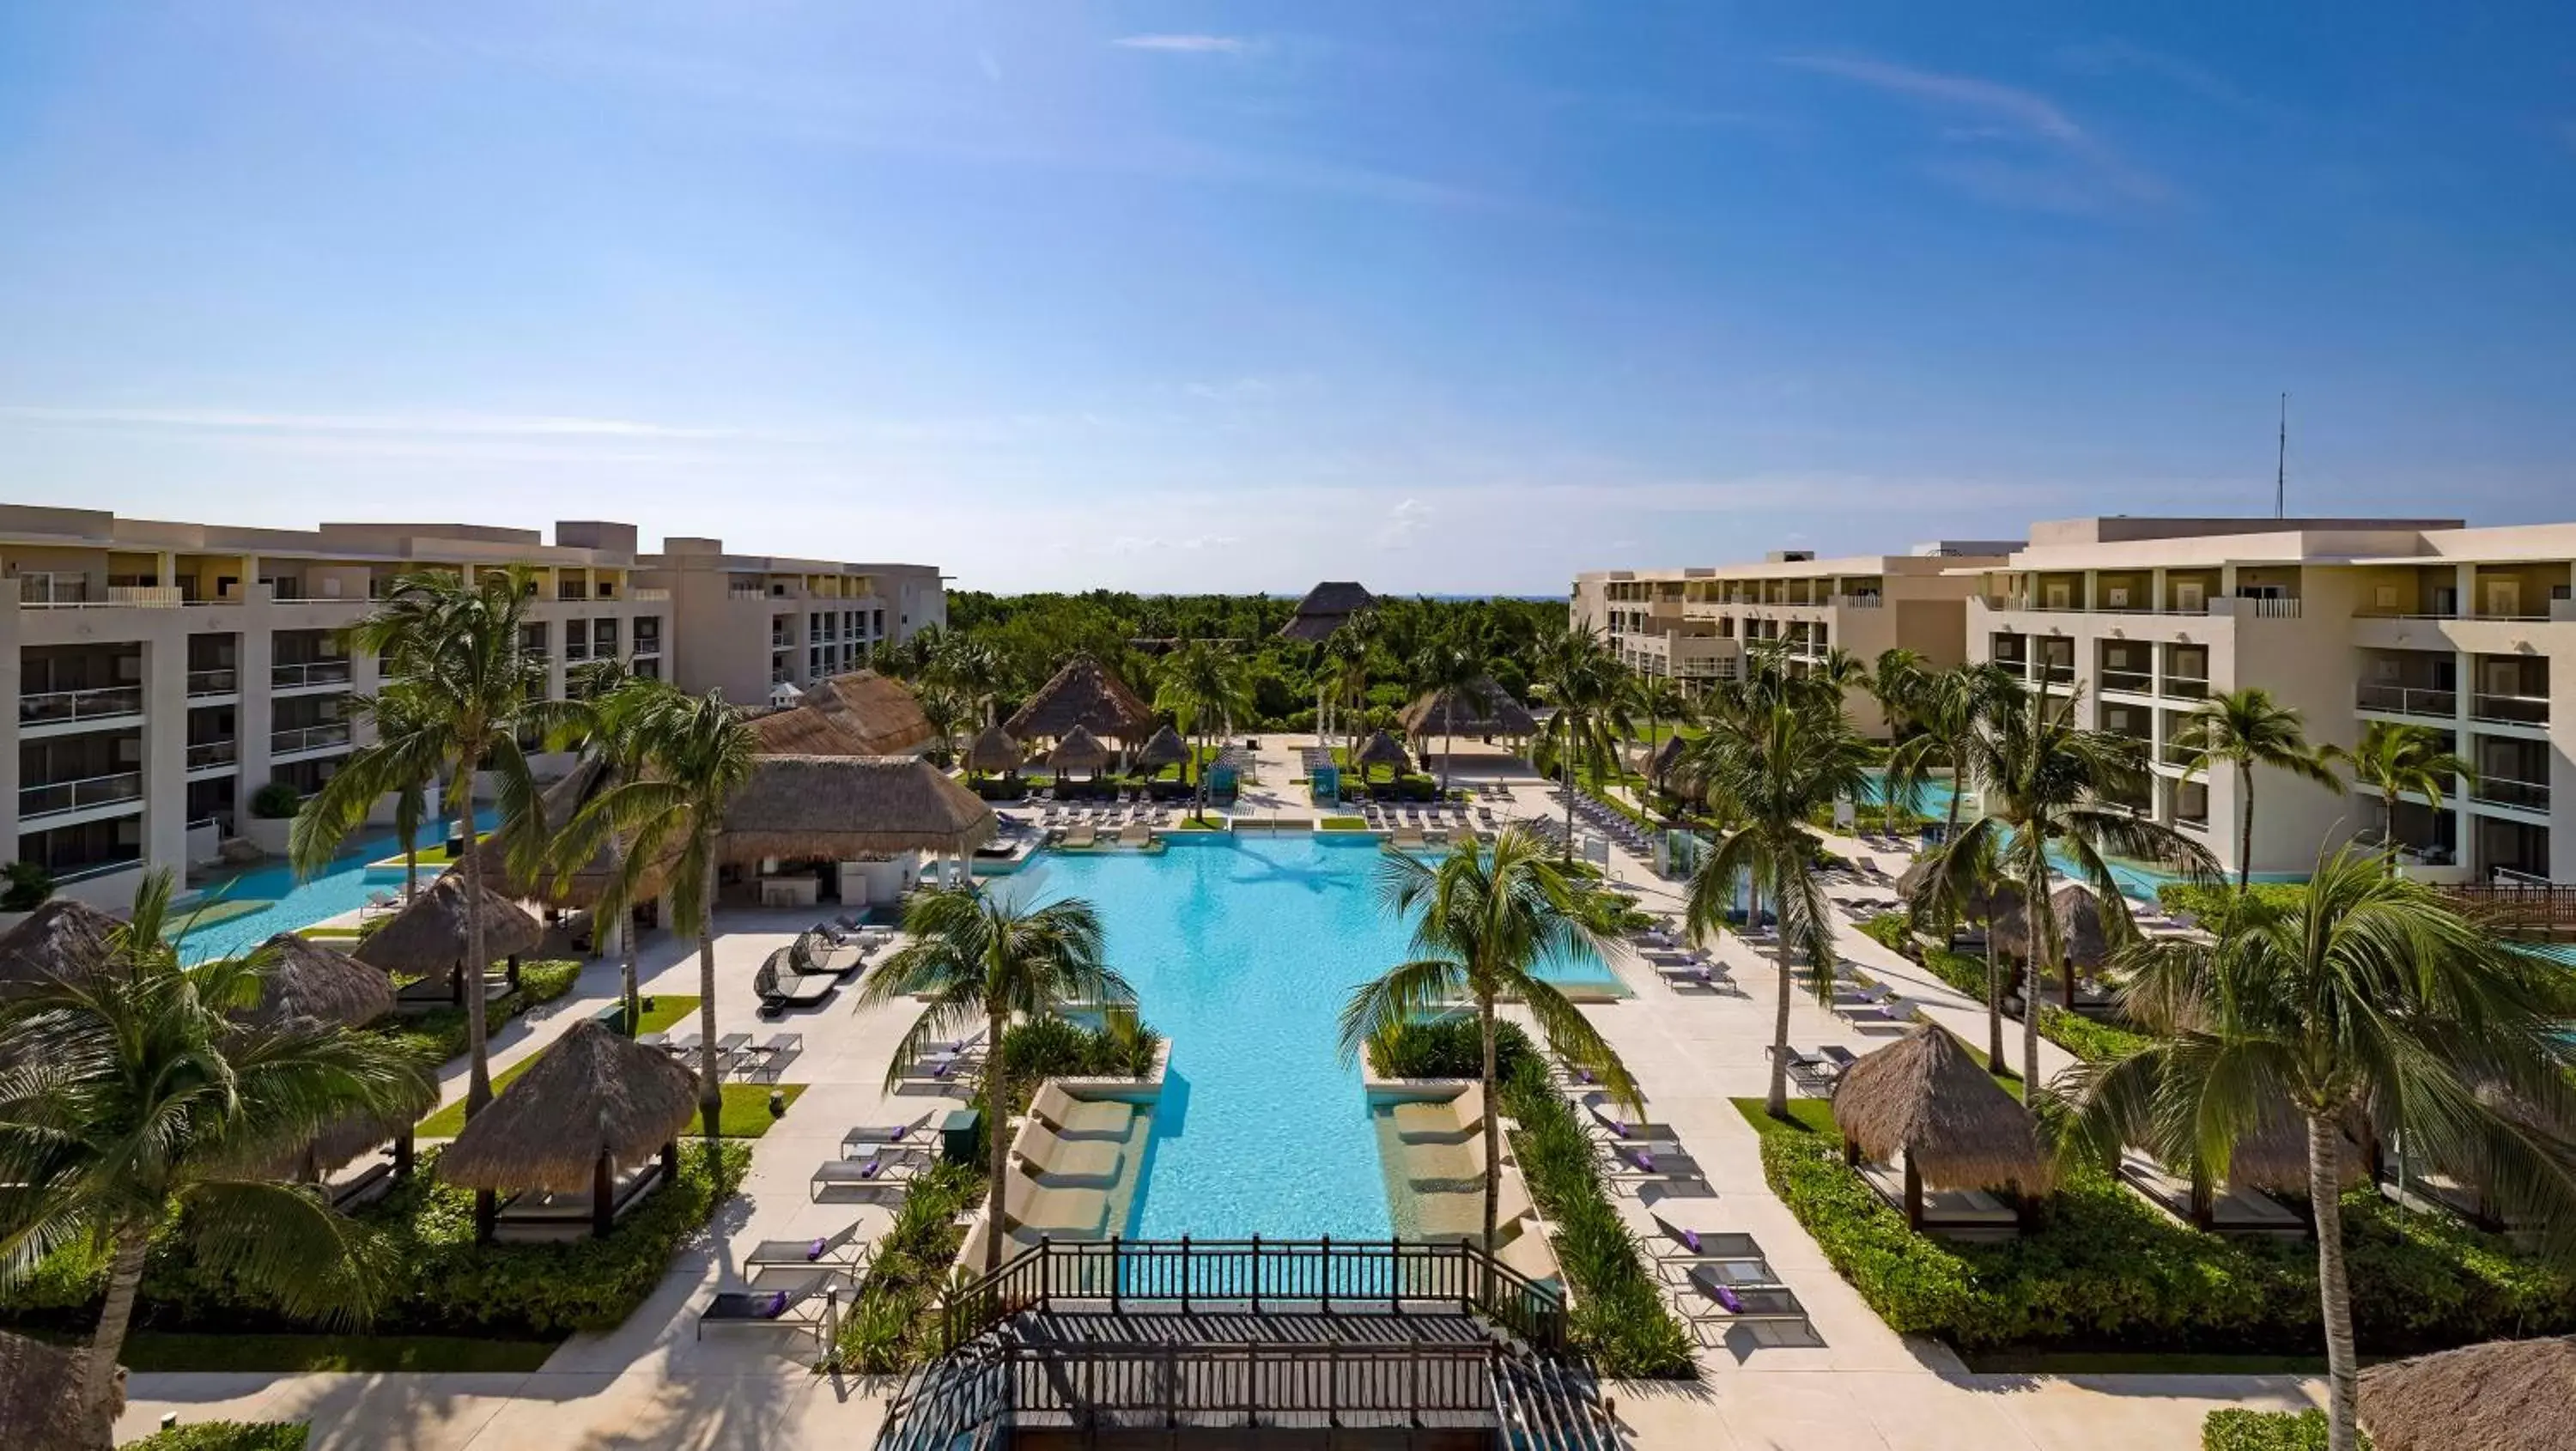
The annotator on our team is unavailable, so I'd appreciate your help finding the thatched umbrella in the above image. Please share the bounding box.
[1046,726,1114,782]
[1398,677,1539,740]
[438,1019,697,1240]
[964,723,1024,779]
[1643,732,1688,786]
[239,932,395,1031]
[2168,1096,2366,1232]
[1832,1024,2050,1228]
[0,1328,113,1451]
[1991,883,2115,969]
[720,754,997,869]
[1896,852,2025,924]
[1003,653,1157,749]
[1134,724,1189,777]
[0,898,122,999]
[352,871,544,1002]
[1356,729,1411,783]
[2357,1335,2576,1451]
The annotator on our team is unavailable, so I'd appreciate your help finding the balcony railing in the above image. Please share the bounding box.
[270,722,353,756]
[629,587,671,604]
[21,685,144,726]
[20,771,145,821]
[185,667,240,697]
[2471,693,2549,727]
[2472,777,2551,812]
[2163,674,2211,701]
[728,584,769,600]
[2358,683,2458,719]
[564,641,591,662]
[2034,663,2076,684]
[632,634,662,655]
[185,739,239,771]
[2099,669,2154,695]
[271,660,353,690]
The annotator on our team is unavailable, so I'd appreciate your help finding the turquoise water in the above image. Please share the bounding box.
[1857,770,1961,820]
[175,811,497,962]
[1017,835,1618,1238]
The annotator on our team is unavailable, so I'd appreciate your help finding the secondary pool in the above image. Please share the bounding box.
[175,811,496,962]
[1016,833,1619,1239]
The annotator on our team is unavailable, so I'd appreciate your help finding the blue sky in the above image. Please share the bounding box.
[2,3,2571,593]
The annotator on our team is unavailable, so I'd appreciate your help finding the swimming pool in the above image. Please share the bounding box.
[1018,834,1619,1238]
[175,811,496,962]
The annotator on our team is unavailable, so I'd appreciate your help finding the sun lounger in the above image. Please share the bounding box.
[1583,1099,1681,1142]
[1016,1121,1124,1182]
[755,960,835,1018]
[1492,1224,1559,1284]
[742,1032,803,1081]
[1819,1045,1858,1074]
[1033,1083,1133,1139]
[1063,823,1097,848]
[1606,1143,1704,1180]
[1001,1167,1111,1235]
[1117,821,1152,847]
[811,1147,927,1199]
[697,1272,834,1340]
[1393,1084,1484,1140]
[744,1219,873,1277]
[1678,1277,1809,1342]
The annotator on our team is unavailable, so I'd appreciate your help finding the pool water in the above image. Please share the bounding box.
[175,811,496,962]
[1018,834,1618,1239]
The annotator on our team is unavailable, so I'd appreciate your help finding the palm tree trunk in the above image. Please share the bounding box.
[2310,1111,2362,1451]
[2382,791,2400,878]
[2236,762,2256,897]
[696,855,723,1144]
[456,768,493,1115]
[1561,749,1578,866]
[1479,997,1501,1299]
[82,1224,149,1429]
[609,829,639,1031]
[1754,880,1796,1118]
[2023,861,2049,1099]
[985,1004,1011,1273]
[1984,930,2010,1078]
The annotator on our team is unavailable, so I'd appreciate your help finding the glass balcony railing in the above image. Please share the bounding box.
[185,739,239,770]
[270,722,353,756]
[2470,694,2549,727]
[2163,675,2212,701]
[2357,683,2458,719]
[20,685,144,726]
[19,771,144,820]
[2099,669,2154,695]
[271,660,353,690]
[185,667,240,696]
[2472,777,2550,812]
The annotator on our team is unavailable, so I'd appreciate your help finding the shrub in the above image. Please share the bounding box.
[0,860,56,911]
[120,1423,311,1451]
[380,960,580,1067]
[2158,881,2308,923]
[839,1161,987,1369]
[2202,1408,2353,1450]
[1895,939,2154,1064]
[248,781,303,819]
[997,1013,1163,1098]
[1365,1017,1536,1083]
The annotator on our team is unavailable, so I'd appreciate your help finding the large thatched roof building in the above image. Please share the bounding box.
[0,898,122,999]
[1003,653,1157,746]
[1400,677,1538,739]
[747,670,935,756]
[1279,581,1376,643]
[439,1019,698,1238]
[720,755,996,862]
[0,1328,113,1451]
[1833,1024,2050,1228]
[2358,1334,2576,1451]
[1134,724,1190,773]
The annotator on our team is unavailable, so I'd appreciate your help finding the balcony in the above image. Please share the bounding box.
[186,667,240,698]
[630,587,671,604]
[2471,694,2549,728]
[2162,675,2211,701]
[271,660,353,691]
[20,771,145,822]
[2359,683,2459,720]
[270,722,353,757]
[564,640,592,662]
[632,633,662,656]
[2099,669,2154,696]
[185,739,239,772]
[729,584,769,601]
[21,685,144,727]
[2472,777,2551,813]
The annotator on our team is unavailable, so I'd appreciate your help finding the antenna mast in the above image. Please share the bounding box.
[2275,392,2288,519]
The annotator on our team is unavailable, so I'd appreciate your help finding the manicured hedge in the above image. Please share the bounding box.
[2159,881,2310,922]
[1751,1113,2576,1355]
[1858,914,2152,1063]
[1367,1016,1537,1083]
[839,1161,987,1371]
[380,959,582,1068]
[2202,1408,2354,1450]
[121,1423,310,1451]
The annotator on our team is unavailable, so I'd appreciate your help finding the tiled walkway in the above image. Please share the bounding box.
[117,740,2322,1449]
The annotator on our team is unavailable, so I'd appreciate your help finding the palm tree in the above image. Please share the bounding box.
[0,871,434,1434]
[1884,663,2019,847]
[1905,829,2017,1073]
[917,683,971,769]
[1529,626,1632,863]
[293,567,559,1116]
[334,686,443,905]
[938,637,1005,727]
[1409,638,1489,796]
[1339,829,1641,1260]
[1924,680,2216,1090]
[2062,845,2576,1451]
[857,889,1133,1272]
[1680,680,1876,1116]
[556,660,674,1034]
[562,688,760,1143]
[1630,671,1687,767]
[1861,648,1927,832]
[2324,720,2476,871]
[1155,640,1251,821]
[2173,686,2344,896]
[1322,616,1380,769]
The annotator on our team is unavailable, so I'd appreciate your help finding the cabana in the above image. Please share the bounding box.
[2357,1334,2576,1451]
[964,723,1025,782]
[1398,677,1538,743]
[1045,726,1115,783]
[1133,724,1190,786]
[2120,1098,2366,1237]
[0,898,122,1000]
[1832,1024,2050,1235]
[238,932,426,1194]
[0,1327,112,1451]
[438,1019,698,1242]
[1992,883,2120,1009]
[1003,653,1157,759]
[720,754,998,902]
[354,871,544,1006]
[745,669,935,757]
[1354,729,1412,786]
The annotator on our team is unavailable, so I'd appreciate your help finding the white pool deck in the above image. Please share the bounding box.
[117,737,2323,1449]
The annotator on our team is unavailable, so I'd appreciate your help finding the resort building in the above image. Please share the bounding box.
[1961,513,2574,885]
[0,507,939,908]
[1571,543,2019,733]
[636,539,946,705]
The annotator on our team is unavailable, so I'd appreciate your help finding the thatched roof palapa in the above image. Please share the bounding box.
[747,670,935,756]
[439,1020,698,1193]
[719,755,996,862]
[0,898,122,999]
[0,1327,114,1451]
[1003,653,1157,744]
[352,871,544,975]
[239,932,396,1030]
[1356,729,1413,772]
[964,722,1024,774]
[1832,1024,2050,1193]
[1133,724,1190,770]
[1400,677,1538,739]
[1644,732,1689,786]
[1896,851,2025,924]
[2214,1096,2367,1193]
[1046,726,1115,774]
[1993,883,2115,968]
[2357,1334,2576,1451]
[1279,580,1376,642]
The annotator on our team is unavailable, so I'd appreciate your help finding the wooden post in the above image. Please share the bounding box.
[592,1153,616,1239]
[1904,1156,1924,1231]
[1180,1234,1191,1316]
[507,953,523,992]
[1319,1233,1330,1314]
[1249,1234,1261,1314]
[474,1187,497,1242]
[393,1129,416,1180]
[1109,1233,1122,1315]
[1388,1235,1400,1315]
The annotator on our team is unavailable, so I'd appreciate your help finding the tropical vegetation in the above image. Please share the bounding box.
[2172,687,2344,897]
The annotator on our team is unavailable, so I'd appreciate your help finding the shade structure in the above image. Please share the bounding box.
[1643,732,1688,786]
[0,898,122,999]
[964,723,1024,775]
[747,670,934,757]
[1045,726,1115,775]
[0,1327,112,1451]
[1133,724,1190,771]
[1003,653,1157,745]
[1400,677,1538,738]
[469,757,675,911]
[1992,883,2115,968]
[2357,1335,2576,1451]
[2215,1096,2367,1193]
[238,932,396,1030]
[439,1019,697,1194]
[1832,1024,2050,1195]
[1279,580,1376,642]
[718,754,997,862]
[1896,849,2026,924]
[1355,729,1412,773]
[352,871,544,977]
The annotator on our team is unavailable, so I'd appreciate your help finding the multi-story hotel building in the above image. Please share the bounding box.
[635,540,946,706]
[0,507,941,908]
[1962,513,2570,886]
[1571,543,2019,733]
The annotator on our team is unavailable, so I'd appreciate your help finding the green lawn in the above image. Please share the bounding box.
[119,1332,560,1374]
[1732,1096,1838,1136]
[1319,816,1370,829]
[295,925,364,939]
[417,1067,803,1138]
[634,994,699,1035]
[1170,815,1225,831]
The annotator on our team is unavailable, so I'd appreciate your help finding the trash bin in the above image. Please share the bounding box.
[939,1108,982,1166]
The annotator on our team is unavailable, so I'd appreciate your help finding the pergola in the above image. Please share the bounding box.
[438,1019,699,1241]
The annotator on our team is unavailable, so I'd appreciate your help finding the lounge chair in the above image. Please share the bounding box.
[1678,1277,1809,1344]
[1033,1083,1133,1139]
[1819,1045,1859,1075]
[1117,821,1152,847]
[754,960,835,1018]
[1001,1166,1111,1235]
[1063,823,1097,849]
[1606,1142,1704,1180]
[1393,1084,1484,1140]
[1016,1121,1123,1182]
[696,1272,834,1340]
[1583,1099,1681,1143]
[841,1111,938,1153]
[1492,1224,1559,1284]
[811,1147,928,1199]
[743,1219,873,1278]
[740,1032,803,1081]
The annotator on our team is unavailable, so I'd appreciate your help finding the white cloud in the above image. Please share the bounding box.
[1375,497,1434,549]
[1111,34,1249,55]
[0,405,744,440]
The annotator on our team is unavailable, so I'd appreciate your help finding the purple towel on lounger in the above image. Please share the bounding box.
[1680,1228,1701,1254]
[1712,1284,1743,1314]
[1629,1148,1653,1170]
[807,1237,829,1261]
[890,1125,908,1140]
[760,1290,791,1319]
